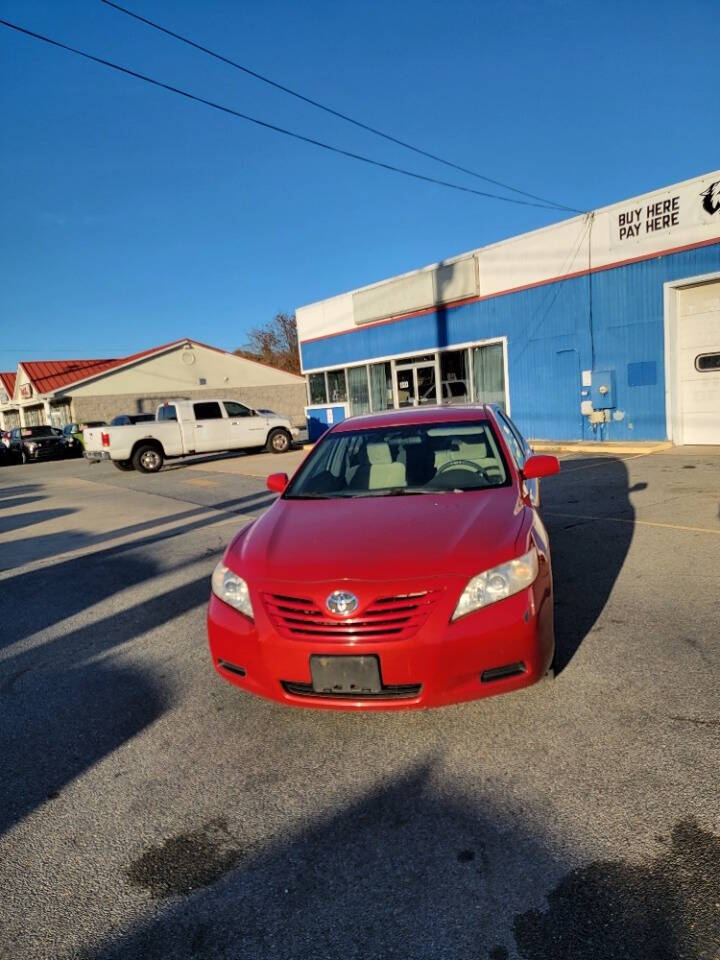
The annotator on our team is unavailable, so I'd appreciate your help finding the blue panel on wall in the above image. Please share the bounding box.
[627,361,657,386]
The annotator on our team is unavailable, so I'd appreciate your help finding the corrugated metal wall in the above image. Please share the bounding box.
[300,242,720,441]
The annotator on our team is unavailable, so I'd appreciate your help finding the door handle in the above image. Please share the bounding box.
[197,424,204,428]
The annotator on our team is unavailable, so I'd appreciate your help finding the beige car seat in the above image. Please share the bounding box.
[353,442,406,489]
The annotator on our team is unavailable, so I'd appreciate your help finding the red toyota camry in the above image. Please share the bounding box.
[207,404,560,710]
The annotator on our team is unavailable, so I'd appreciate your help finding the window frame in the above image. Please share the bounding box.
[223,401,253,418]
[192,401,224,421]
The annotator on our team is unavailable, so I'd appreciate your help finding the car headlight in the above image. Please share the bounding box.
[211,562,254,619]
[27,442,38,452]
[452,547,538,621]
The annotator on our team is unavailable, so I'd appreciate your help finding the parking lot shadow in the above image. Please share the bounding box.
[76,761,718,960]
[0,506,76,536]
[0,551,212,836]
[540,456,637,674]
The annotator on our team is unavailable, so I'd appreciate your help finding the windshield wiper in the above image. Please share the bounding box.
[354,488,432,498]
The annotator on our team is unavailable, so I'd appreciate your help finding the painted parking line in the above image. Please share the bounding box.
[184,477,219,487]
[544,511,720,536]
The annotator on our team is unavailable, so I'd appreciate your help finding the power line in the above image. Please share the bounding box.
[100,0,581,214]
[0,16,572,211]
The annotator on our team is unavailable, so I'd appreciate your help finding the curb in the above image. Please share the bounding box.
[530,441,673,455]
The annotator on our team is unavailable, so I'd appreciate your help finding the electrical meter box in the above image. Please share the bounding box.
[591,370,616,409]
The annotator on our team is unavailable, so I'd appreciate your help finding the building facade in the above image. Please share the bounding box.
[296,170,720,444]
[0,339,306,430]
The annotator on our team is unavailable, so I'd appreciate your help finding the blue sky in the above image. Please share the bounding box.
[1,0,718,371]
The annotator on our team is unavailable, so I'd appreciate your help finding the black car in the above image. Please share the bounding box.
[0,441,18,466]
[9,426,68,464]
[109,413,156,425]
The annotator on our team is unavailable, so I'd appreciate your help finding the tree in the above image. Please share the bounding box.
[234,312,300,375]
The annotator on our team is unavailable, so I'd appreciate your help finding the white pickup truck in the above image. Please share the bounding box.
[83,399,299,473]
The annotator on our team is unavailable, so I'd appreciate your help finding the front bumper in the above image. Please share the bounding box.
[207,569,554,711]
[26,446,66,460]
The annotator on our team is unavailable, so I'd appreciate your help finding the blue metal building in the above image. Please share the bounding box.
[297,171,720,445]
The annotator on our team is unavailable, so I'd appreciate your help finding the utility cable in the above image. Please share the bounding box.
[0,17,571,211]
[100,0,582,214]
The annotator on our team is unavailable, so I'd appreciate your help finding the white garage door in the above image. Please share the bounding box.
[677,279,720,444]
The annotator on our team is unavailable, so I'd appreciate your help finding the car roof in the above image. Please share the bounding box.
[331,404,494,432]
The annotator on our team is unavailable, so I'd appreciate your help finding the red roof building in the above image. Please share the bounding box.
[0,372,17,399]
[0,338,305,430]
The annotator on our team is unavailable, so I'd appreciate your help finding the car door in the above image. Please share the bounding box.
[223,401,266,450]
[192,401,231,453]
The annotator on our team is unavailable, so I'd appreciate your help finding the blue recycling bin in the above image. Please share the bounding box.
[305,403,349,442]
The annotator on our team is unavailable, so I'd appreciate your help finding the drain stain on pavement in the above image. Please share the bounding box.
[126,818,244,898]
[512,818,719,960]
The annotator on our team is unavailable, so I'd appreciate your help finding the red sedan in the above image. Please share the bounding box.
[207,404,560,710]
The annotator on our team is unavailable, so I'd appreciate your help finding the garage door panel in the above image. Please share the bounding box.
[676,279,720,445]
[678,284,720,316]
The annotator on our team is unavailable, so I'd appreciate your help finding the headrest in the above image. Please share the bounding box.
[367,442,392,464]
[458,440,488,459]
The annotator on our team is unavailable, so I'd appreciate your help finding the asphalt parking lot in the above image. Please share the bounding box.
[1,447,718,960]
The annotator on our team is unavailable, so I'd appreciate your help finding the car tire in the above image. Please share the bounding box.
[132,444,163,473]
[113,459,135,472]
[20,449,28,465]
[267,428,291,454]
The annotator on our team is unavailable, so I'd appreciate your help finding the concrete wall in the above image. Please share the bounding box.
[71,383,308,426]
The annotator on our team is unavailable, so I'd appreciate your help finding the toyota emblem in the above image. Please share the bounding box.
[326,591,359,616]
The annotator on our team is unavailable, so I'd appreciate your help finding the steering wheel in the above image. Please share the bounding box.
[435,459,490,480]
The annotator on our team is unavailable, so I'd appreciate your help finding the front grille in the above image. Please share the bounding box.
[281,680,422,700]
[262,590,440,642]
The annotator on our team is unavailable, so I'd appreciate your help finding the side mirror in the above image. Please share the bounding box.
[266,472,289,494]
[522,454,560,480]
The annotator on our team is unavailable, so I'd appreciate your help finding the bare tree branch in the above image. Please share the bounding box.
[234,312,300,375]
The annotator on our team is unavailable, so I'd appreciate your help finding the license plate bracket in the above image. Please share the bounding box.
[310,655,381,695]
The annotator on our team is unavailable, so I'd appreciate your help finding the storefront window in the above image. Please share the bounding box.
[326,369,347,403]
[347,366,370,416]
[369,362,392,411]
[308,373,327,405]
[473,343,506,409]
[440,349,470,404]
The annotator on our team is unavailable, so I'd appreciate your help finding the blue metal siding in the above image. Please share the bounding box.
[300,242,720,440]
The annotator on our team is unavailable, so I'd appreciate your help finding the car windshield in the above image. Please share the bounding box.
[285,419,510,499]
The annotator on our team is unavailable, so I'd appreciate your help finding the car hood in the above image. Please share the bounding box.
[228,487,526,583]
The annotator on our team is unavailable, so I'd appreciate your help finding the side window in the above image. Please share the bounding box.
[224,401,252,418]
[157,405,177,422]
[496,412,525,468]
[193,402,223,420]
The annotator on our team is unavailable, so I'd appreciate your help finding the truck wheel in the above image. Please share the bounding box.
[113,459,135,472]
[267,428,291,454]
[132,444,163,473]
